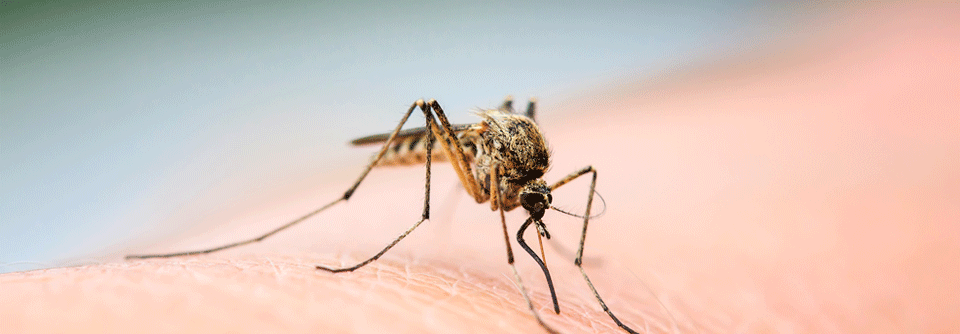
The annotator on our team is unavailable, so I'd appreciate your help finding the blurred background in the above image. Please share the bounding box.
[1,1,816,273]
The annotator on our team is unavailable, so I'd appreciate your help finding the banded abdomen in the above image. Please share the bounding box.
[351,124,481,167]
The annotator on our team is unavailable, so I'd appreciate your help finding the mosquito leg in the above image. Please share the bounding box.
[517,216,560,314]
[500,95,514,112]
[316,100,439,273]
[491,165,559,334]
[125,199,345,259]
[427,99,484,203]
[525,98,537,121]
[551,166,639,334]
[547,165,592,192]
[126,100,428,260]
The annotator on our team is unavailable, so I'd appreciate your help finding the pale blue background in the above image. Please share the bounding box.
[1,1,810,273]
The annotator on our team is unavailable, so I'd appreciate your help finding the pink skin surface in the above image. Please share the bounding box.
[3,5,958,333]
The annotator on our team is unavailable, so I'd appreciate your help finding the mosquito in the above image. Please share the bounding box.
[127,97,638,333]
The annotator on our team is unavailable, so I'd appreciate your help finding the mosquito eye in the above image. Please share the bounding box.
[520,193,534,206]
[547,194,552,203]
[521,193,546,209]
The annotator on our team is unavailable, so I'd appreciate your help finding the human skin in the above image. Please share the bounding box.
[3,5,959,334]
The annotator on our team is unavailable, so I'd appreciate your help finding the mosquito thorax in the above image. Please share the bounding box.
[519,179,552,219]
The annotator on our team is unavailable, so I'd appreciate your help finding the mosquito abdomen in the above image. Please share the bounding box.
[374,133,478,167]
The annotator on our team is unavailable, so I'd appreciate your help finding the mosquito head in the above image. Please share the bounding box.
[519,179,552,220]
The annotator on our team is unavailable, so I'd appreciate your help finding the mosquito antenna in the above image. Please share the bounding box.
[550,189,606,219]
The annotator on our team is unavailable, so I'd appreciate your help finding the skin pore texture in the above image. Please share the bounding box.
[3,5,958,334]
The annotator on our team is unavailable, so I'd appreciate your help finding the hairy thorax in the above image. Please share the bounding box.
[469,110,550,211]
[364,108,551,211]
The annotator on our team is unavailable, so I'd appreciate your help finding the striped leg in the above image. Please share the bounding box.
[551,166,639,334]
[127,100,431,260]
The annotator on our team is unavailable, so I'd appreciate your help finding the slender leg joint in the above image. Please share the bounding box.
[552,165,639,333]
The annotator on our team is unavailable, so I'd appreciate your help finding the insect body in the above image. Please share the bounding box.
[355,107,550,213]
[127,97,637,333]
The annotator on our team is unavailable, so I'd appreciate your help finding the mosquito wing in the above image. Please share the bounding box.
[350,124,472,146]
[351,123,479,167]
